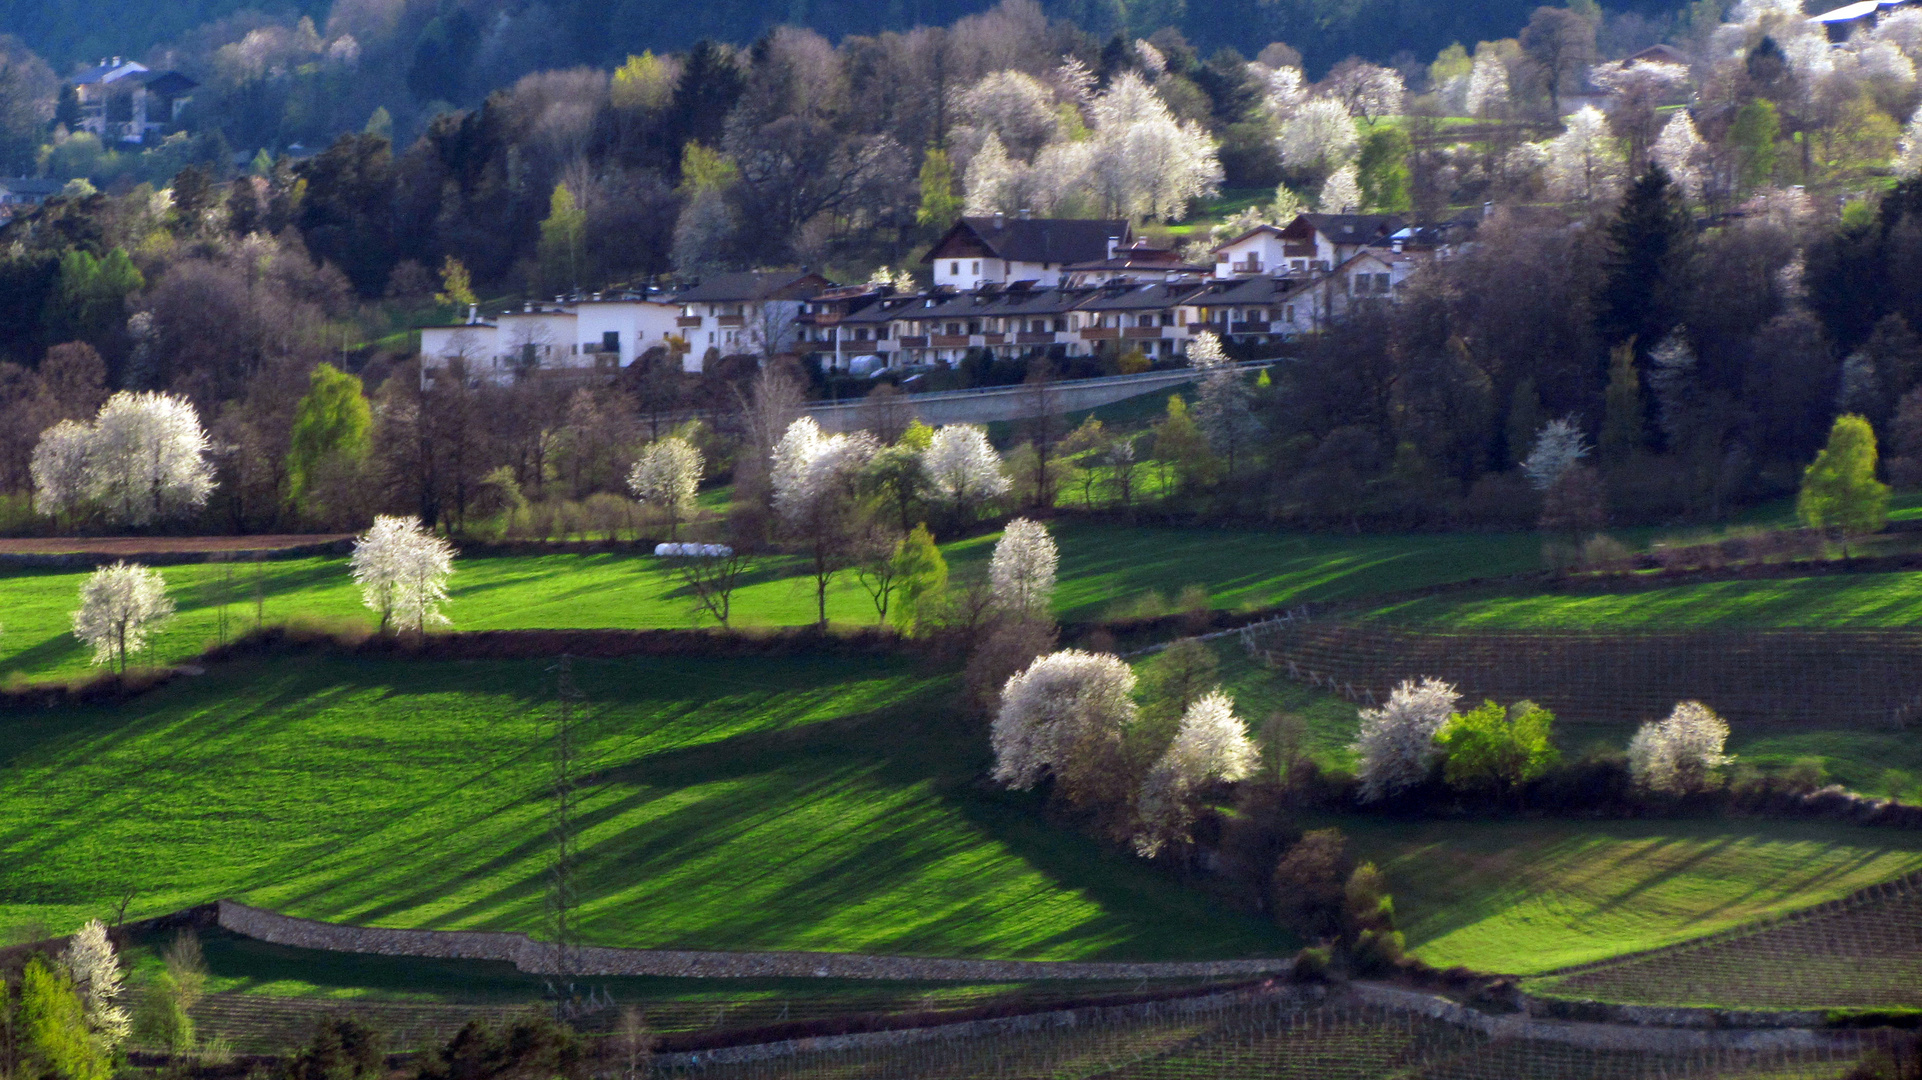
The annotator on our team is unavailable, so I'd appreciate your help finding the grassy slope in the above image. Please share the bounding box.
[0,524,1547,679]
[0,651,1287,961]
[1359,571,1922,630]
[1335,815,1922,974]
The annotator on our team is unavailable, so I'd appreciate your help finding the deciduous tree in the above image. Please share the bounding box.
[991,649,1139,811]
[1134,691,1258,857]
[350,515,456,633]
[627,436,704,539]
[1352,677,1459,801]
[1627,700,1731,795]
[1797,413,1890,550]
[72,562,175,673]
[988,516,1057,618]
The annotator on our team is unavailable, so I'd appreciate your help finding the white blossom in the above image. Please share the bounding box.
[1317,163,1362,213]
[1260,65,1308,117]
[38,392,215,527]
[62,918,129,1050]
[1133,39,1167,79]
[1543,105,1624,205]
[1466,51,1511,117]
[989,516,1057,617]
[964,132,1018,215]
[72,562,175,671]
[771,417,878,528]
[1324,61,1406,120]
[921,425,1010,515]
[351,515,456,632]
[1087,72,1221,220]
[1352,677,1460,802]
[30,419,93,518]
[1191,332,1262,462]
[1874,9,1922,59]
[991,649,1137,790]
[1652,110,1708,199]
[1587,60,1690,103]
[1627,700,1732,794]
[953,70,1061,162]
[1852,40,1916,86]
[1134,691,1258,857]
[627,436,704,533]
[1276,98,1359,173]
[1523,417,1591,490]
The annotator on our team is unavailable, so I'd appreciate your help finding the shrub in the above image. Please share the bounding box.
[1436,700,1559,803]
[1271,828,1353,938]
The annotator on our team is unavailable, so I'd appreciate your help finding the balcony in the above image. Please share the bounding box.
[716,315,745,328]
[1016,332,1056,345]
[1283,244,1316,258]
[981,333,1006,345]
[676,316,703,328]
[930,334,970,347]
[1230,260,1264,275]
[1230,321,1272,334]
[1080,327,1120,341]
[898,335,929,347]
[1123,326,1163,340]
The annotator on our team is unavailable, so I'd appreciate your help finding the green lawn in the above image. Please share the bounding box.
[1335,815,1922,974]
[0,651,1288,961]
[0,524,1549,679]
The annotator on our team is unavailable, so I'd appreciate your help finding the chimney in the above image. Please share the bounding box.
[993,210,1005,229]
[523,301,532,313]
[467,303,478,324]
[1107,235,1120,259]
[1483,201,1494,219]
[1018,207,1032,220]
[1391,238,1404,253]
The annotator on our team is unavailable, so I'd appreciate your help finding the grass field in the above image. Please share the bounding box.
[1359,570,1922,631]
[0,650,1288,961]
[1335,815,1922,974]
[0,524,1549,679]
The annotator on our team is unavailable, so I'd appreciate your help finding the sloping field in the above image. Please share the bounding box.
[0,524,1548,679]
[1528,874,1922,1010]
[1360,570,1922,631]
[1332,817,1922,975]
[0,651,1286,961]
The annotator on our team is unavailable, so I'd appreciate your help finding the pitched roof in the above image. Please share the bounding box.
[924,217,1130,266]
[1298,214,1408,246]
[72,59,147,85]
[129,70,198,94]
[1076,281,1211,311]
[673,271,830,303]
[1193,276,1306,306]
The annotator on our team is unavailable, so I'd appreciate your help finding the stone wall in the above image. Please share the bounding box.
[216,901,1293,981]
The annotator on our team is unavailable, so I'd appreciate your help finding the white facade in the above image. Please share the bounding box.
[931,256,1068,290]
[1212,225,1335,279]
[573,299,687,370]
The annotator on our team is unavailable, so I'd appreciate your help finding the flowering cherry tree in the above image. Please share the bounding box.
[1353,677,1461,801]
[989,517,1058,617]
[72,561,175,672]
[351,515,457,633]
[992,649,1138,808]
[1134,691,1258,856]
[1628,700,1732,794]
[627,436,704,539]
[921,425,1011,520]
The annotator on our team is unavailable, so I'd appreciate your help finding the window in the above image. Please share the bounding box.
[1291,260,1305,272]
[947,322,962,335]
[1284,305,1296,323]
[967,320,980,333]
[855,328,868,341]
[601,331,619,353]
[1159,312,1174,326]
[971,261,980,275]
[951,261,960,275]
[1053,317,1066,331]
[1376,273,1392,293]
[1139,314,1154,327]
[877,326,889,340]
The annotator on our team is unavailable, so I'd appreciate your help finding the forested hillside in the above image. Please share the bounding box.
[10,0,1693,77]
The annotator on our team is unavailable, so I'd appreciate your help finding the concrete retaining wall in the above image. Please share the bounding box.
[805,365,1268,433]
[216,901,1292,981]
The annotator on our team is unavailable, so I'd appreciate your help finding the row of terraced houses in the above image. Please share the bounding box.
[419,211,1472,387]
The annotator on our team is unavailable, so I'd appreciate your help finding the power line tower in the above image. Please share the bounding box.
[546,654,582,1006]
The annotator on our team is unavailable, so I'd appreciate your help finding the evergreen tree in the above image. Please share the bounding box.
[1597,165,1691,358]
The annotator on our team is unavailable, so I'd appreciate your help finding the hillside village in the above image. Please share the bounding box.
[420,211,1434,383]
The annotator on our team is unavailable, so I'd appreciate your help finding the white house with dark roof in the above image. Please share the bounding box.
[70,58,196,143]
[1211,214,1409,279]
[674,270,831,359]
[923,214,1132,289]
